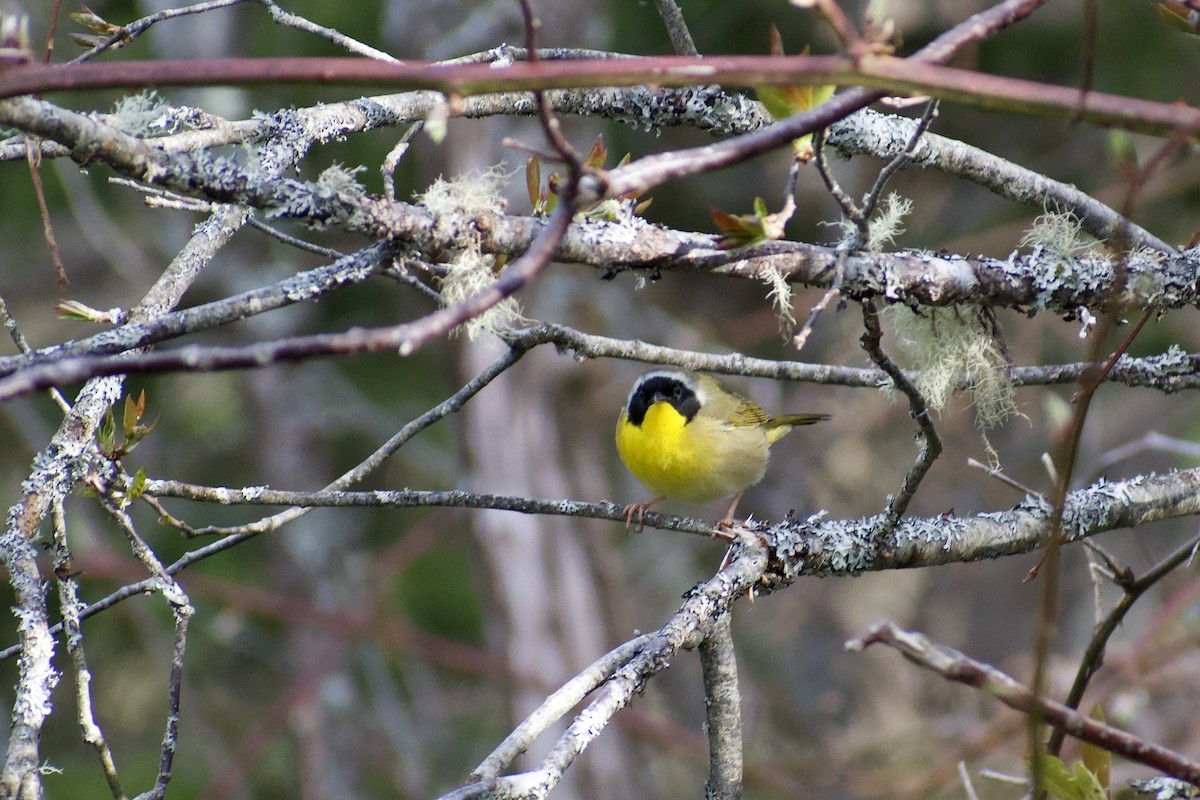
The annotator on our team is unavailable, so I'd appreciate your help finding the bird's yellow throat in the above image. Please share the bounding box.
[617,399,714,501]
[624,401,691,463]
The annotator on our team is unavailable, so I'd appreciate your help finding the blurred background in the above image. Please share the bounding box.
[1,1,1199,798]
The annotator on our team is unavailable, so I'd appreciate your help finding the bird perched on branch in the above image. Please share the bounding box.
[615,370,828,531]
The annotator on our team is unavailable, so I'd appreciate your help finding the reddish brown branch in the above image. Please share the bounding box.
[0,55,1195,136]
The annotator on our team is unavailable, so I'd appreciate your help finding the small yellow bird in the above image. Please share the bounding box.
[615,370,828,530]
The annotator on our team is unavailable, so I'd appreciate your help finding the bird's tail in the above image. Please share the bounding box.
[764,413,830,444]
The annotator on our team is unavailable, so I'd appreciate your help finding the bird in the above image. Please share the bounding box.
[615,370,828,531]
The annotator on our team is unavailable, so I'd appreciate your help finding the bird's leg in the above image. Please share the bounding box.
[714,490,747,532]
[623,496,665,533]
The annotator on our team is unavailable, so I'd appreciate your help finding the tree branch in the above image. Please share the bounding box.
[699,612,743,800]
[846,621,1200,786]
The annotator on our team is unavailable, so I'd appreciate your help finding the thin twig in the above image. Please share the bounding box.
[69,0,253,64]
[847,621,1200,786]
[792,246,846,352]
[858,99,939,218]
[958,761,981,800]
[24,138,69,287]
[0,291,70,413]
[860,303,942,530]
[382,122,423,202]
[1046,529,1200,755]
[257,0,397,61]
[144,481,716,537]
[812,129,860,225]
[159,342,530,538]
[52,500,126,800]
[6,465,1200,666]
[651,0,699,56]
[94,493,193,800]
[967,458,1042,499]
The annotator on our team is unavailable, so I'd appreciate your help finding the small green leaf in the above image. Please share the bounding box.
[1033,752,1108,800]
[122,391,141,439]
[55,300,104,322]
[128,467,147,502]
[70,5,122,36]
[711,199,786,249]
[583,134,608,170]
[525,156,541,209]
[97,407,116,456]
[1081,706,1111,791]
[1073,762,1107,800]
[755,27,836,162]
[1037,754,1082,800]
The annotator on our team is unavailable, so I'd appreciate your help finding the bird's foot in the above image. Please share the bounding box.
[622,496,665,533]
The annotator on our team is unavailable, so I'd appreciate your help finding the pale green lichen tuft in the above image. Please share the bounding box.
[891,306,1019,467]
[416,164,511,218]
[866,193,912,251]
[112,92,171,137]
[439,251,526,340]
[1020,208,1100,257]
[416,166,524,340]
[316,163,367,198]
[761,266,796,336]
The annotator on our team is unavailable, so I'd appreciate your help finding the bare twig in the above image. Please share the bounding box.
[69,0,253,64]
[23,138,68,287]
[958,761,981,800]
[94,494,193,800]
[812,129,860,223]
[860,303,942,530]
[967,458,1042,498]
[7,312,1200,406]
[651,0,699,56]
[1046,529,1200,755]
[847,621,1200,786]
[144,481,716,537]
[256,0,397,61]
[859,99,939,219]
[1091,431,1200,479]
[0,199,577,402]
[0,291,70,413]
[0,193,250,796]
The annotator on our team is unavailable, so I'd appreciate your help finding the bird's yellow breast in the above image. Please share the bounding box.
[615,401,770,504]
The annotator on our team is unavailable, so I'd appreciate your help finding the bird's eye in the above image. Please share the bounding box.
[673,385,683,397]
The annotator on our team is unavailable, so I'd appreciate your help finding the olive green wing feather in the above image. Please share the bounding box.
[694,374,770,427]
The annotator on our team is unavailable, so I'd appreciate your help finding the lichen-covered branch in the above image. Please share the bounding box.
[699,612,743,800]
[769,468,1200,579]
